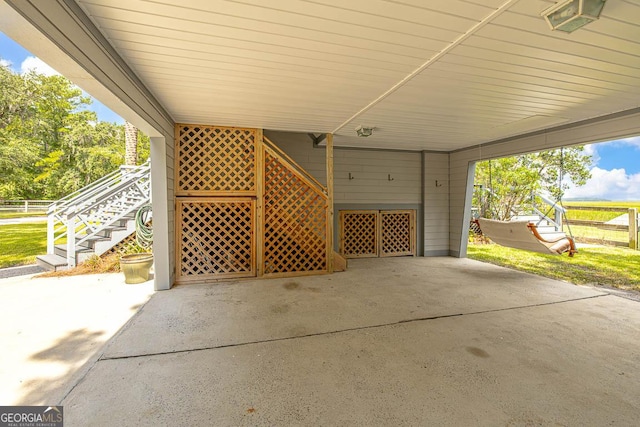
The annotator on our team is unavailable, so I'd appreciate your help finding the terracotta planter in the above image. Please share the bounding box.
[120,253,153,284]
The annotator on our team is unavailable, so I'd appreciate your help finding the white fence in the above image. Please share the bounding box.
[0,200,53,213]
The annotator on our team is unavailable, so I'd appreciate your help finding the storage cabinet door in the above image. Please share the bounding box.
[177,198,255,283]
[380,210,416,257]
[339,210,379,258]
[340,209,416,259]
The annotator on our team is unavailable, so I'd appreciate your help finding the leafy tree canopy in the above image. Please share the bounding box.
[0,64,149,200]
[474,147,592,220]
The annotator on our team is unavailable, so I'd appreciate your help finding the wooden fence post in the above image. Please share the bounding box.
[630,208,638,250]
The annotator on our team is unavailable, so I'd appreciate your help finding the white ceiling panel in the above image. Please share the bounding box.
[75,0,640,151]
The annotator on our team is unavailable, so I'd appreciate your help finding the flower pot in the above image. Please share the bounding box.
[120,253,154,284]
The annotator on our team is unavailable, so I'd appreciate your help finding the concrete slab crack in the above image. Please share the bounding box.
[99,294,609,362]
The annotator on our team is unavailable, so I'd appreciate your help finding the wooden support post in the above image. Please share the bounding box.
[326,133,334,273]
[629,208,638,250]
[256,129,265,276]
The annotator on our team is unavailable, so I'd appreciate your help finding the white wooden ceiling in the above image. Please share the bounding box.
[75,0,640,151]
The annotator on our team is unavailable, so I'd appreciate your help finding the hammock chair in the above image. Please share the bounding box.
[475,148,577,257]
[476,218,576,256]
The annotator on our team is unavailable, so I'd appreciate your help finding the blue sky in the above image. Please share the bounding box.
[2,32,639,200]
[565,138,640,201]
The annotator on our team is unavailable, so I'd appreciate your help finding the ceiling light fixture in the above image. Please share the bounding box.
[355,125,374,137]
[541,0,606,33]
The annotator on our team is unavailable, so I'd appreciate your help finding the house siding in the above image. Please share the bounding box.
[423,152,450,256]
[266,131,442,256]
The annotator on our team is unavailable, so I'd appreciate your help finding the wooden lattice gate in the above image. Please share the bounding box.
[175,125,330,284]
[339,210,416,259]
[176,198,255,281]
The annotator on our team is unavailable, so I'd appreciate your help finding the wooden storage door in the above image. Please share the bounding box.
[380,210,416,257]
[176,198,255,283]
[340,209,416,259]
[339,210,379,258]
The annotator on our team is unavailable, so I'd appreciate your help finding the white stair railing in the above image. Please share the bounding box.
[47,161,151,266]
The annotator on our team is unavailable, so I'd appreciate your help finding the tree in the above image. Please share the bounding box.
[474,147,592,220]
[0,63,149,200]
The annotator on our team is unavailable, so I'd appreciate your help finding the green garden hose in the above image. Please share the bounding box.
[135,204,153,249]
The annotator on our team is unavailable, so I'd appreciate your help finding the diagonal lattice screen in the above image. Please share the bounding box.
[339,211,378,258]
[263,149,327,275]
[177,126,256,195]
[380,211,414,257]
[177,199,254,281]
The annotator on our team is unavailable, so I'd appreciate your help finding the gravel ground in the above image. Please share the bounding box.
[0,264,45,279]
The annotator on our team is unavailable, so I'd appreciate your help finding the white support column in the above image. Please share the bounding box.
[455,161,476,258]
[150,136,171,290]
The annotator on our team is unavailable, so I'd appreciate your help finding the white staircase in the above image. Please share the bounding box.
[36,162,151,271]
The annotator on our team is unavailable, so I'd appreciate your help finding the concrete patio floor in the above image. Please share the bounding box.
[52,257,640,426]
[2,258,637,425]
[0,272,154,406]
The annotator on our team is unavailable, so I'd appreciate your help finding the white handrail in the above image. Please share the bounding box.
[46,161,151,264]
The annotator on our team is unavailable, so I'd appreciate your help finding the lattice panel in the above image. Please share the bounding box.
[381,211,415,257]
[177,199,255,281]
[177,125,256,195]
[339,211,379,258]
[103,223,152,256]
[263,150,327,275]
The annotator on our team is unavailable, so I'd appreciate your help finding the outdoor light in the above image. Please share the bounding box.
[355,125,374,137]
[542,0,606,33]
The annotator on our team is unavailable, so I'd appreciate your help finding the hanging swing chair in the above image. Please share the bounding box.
[474,148,577,257]
[476,218,577,256]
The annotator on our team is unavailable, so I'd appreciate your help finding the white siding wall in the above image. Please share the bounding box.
[266,131,421,204]
[423,152,449,256]
[266,131,456,257]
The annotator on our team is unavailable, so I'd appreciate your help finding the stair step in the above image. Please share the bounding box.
[36,254,68,272]
[54,244,92,258]
[76,226,128,239]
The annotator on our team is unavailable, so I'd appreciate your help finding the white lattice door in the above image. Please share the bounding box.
[339,209,415,259]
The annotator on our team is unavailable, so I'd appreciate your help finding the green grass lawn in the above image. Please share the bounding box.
[564,201,640,209]
[0,222,47,268]
[565,225,628,244]
[468,243,640,292]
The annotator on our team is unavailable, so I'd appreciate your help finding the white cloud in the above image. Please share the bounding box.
[20,56,60,76]
[583,143,601,165]
[0,58,11,68]
[564,167,640,200]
